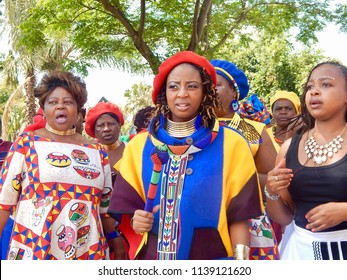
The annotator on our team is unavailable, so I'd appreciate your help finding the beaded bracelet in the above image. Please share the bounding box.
[264,185,280,200]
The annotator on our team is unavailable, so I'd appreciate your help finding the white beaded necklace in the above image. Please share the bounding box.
[304,124,347,165]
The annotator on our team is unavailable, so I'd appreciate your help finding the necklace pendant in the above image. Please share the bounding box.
[321,155,327,163]
[314,155,323,165]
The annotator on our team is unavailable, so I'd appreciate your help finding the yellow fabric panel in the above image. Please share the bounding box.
[219,128,263,255]
[266,127,280,152]
[118,133,148,201]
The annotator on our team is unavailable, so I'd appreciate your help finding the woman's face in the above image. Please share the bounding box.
[165,63,204,122]
[94,114,121,144]
[272,99,297,128]
[305,64,347,121]
[214,74,236,117]
[43,87,78,131]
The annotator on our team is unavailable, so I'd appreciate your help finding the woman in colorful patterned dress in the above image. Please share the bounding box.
[265,61,347,259]
[0,119,12,259]
[108,51,263,260]
[0,71,114,260]
[210,59,279,260]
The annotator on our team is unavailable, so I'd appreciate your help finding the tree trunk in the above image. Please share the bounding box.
[24,69,36,126]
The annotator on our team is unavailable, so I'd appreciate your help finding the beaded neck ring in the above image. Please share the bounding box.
[272,126,284,145]
[165,116,197,138]
[45,123,76,136]
[304,124,347,165]
[101,139,122,151]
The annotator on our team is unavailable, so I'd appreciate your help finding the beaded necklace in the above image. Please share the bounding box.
[220,114,262,145]
[101,139,122,151]
[304,124,347,165]
[45,123,76,136]
[272,126,284,145]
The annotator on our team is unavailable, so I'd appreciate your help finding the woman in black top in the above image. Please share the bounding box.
[265,61,347,260]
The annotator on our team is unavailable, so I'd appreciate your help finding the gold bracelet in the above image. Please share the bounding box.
[233,244,250,260]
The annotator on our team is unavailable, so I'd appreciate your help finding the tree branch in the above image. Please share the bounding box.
[188,0,213,51]
[95,0,160,73]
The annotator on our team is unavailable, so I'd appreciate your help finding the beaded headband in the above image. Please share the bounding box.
[214,66,240,100]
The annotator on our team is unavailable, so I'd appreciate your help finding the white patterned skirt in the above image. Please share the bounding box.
[281,223,347,260]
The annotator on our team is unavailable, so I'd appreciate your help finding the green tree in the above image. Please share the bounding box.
[0,0,93,137]
[122,81,152,119]
[18,0,347,74]
[213,31,327,102]
[119,81,152,136]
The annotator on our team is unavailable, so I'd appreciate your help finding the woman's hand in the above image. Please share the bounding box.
[131,205,160,234]
[266,158,293,196]
[306,202,347,232]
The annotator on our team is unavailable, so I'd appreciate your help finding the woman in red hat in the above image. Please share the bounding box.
[85,101,128,259]
[85,102,125,184]
[108,51,263,260]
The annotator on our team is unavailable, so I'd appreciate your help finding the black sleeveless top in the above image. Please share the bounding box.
[286,134,347,231]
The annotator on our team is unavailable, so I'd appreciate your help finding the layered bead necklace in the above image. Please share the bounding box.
[304,124,347,165]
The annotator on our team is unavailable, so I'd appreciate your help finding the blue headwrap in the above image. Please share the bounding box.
[210,59,249,100]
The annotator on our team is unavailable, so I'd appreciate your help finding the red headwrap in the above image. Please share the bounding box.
[85,102,124,138]
[151,51,217,104]
[23,108,46,132]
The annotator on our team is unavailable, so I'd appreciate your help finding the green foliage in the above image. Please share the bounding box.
[335,2,347,33]
[0,90,11,116]
[123,81,152,118]
[6,98,26,141]
[213,31,326,105]
[16,0,346,74]
[121,81,153,135]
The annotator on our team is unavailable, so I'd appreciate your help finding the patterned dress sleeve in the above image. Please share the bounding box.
[0,134,27,212]
[96,143,113,217]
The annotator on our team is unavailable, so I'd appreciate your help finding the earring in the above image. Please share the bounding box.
[230,100,239,112]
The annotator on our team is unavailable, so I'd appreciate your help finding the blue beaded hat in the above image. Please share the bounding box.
[210,59,249,101]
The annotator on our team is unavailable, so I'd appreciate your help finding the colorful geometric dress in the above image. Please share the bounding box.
[0,132,112,260]
[220,114,280,260]
[108,117,263,260]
